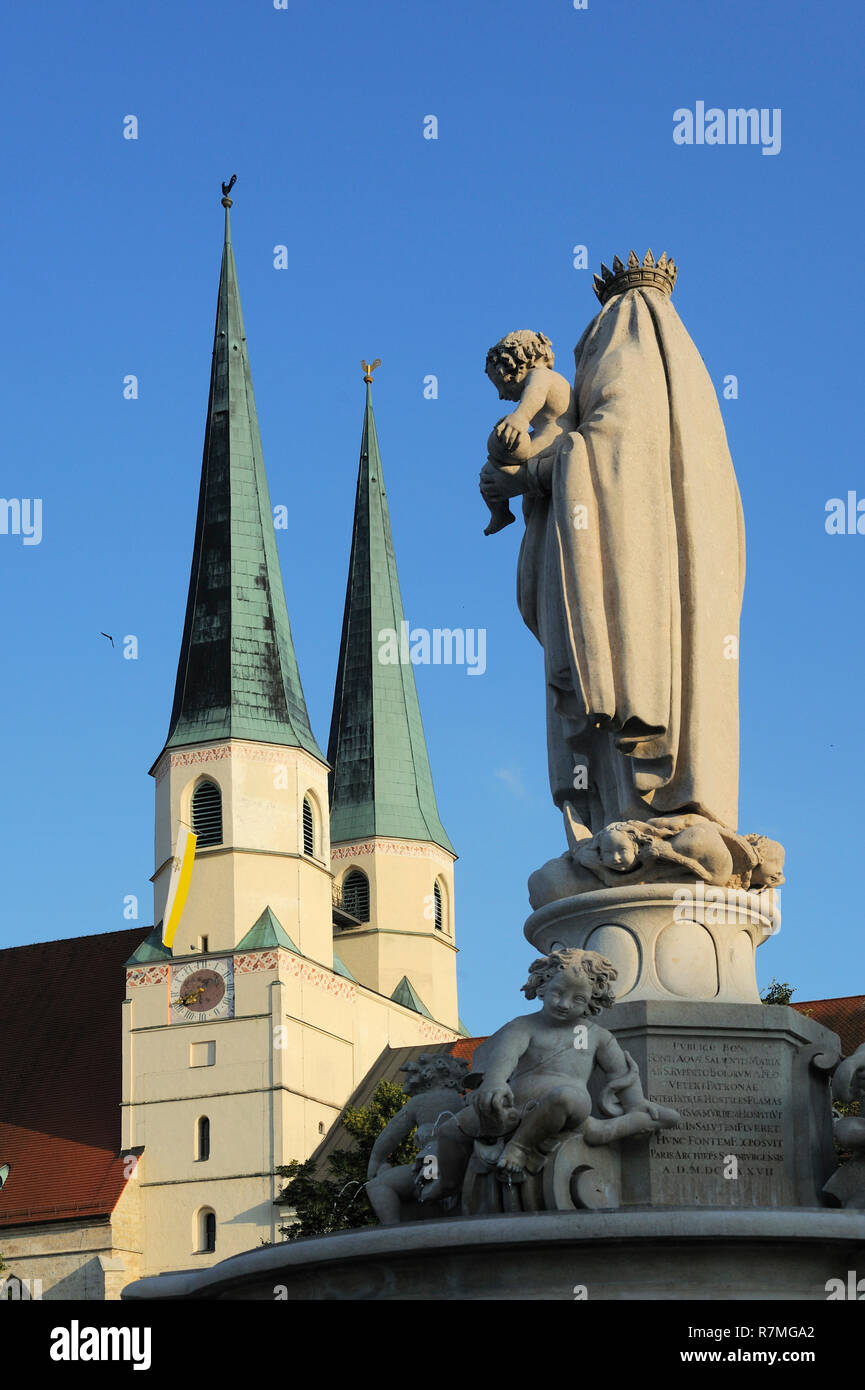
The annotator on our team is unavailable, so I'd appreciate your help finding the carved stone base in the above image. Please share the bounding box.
[460,1132,621,1216]
[595,1000,840,1209]
[524,883,780,1004]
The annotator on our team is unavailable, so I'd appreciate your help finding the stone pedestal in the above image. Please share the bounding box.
[525,884,780,1003]
[596,1000,840,1209]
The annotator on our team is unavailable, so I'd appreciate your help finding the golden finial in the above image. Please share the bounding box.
[221,173,237,209]
[362,358,381,384]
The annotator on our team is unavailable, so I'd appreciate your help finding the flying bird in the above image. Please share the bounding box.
[101,632,115,647]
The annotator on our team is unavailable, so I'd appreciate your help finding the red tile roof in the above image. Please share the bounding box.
[0,927,150,1228]
[793,996,865,1058]
[448,1036,486,1064]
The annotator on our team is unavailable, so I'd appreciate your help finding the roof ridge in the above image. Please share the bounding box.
[0,925,151,956]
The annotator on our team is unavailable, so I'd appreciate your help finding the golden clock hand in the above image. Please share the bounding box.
[179,985,206,1006]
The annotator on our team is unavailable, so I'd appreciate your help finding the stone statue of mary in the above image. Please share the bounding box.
[480,253,745,841]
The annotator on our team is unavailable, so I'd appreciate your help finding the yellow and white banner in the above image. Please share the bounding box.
[161,823,197,948]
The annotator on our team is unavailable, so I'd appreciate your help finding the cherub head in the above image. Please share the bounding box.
[597,823,641,871]
[743,835,785,889]
[522,948,618,1021]
[485,330,555,402]
[401,1053,469,1096]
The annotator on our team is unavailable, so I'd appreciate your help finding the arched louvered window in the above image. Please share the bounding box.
[434,880,444,931]
[302,797,315,856]
[342,869,370,923]
[192,780,222,848]
[197,1116,210,1162]
[198,1207,217,1254]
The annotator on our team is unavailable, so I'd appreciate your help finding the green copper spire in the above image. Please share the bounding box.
[327,377,454,853]
[163,189,322,758]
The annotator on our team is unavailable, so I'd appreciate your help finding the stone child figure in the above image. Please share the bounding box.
[419,949,678,1201]
[365,1053,468,1225]
[528,811,784,906]
[528,816,786,907]
[480,330,573,535]
[572,817,737,886]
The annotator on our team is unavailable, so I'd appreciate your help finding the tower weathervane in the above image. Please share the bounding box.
[221,174,237,208]
[362,358,381,384]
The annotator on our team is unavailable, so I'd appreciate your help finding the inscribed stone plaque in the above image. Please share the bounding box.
[599,1000,840,1211]
[645,1033,790,1206]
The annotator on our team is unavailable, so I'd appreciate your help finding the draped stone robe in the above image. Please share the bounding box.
[516,287,745,834]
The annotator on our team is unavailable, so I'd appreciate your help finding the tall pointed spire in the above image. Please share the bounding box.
[327,373,454,852]
[163,184,322,758]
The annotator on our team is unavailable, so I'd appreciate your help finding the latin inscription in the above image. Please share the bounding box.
[647,1035,789,1204]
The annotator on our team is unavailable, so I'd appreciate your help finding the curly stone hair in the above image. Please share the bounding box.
[485,330,555,385]
[521,949,618,1014]
[402,1053,470,1091]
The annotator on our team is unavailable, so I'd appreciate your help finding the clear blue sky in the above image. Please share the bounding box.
[1,0,863,1033]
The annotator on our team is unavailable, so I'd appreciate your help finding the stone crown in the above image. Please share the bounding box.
[593,250,678,305]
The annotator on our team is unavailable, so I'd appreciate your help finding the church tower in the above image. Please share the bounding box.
[328,375,459,1029]
[149,194,332,965]
[121,194,460,1279]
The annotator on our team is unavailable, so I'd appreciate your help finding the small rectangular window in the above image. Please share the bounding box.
[197,1116,211,1162]
[189,1041,216,1067]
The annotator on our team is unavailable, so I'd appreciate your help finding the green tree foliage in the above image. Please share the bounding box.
[758,978,864,1164]
[275,1079,417,1240]
[761,978,796,1005]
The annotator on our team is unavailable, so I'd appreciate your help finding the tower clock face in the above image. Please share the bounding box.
[170,958,235,1023]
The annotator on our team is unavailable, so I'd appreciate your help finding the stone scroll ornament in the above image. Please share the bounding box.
[824,1043,865,1209]
[478,252,784,900]
[399,949,681,1217]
